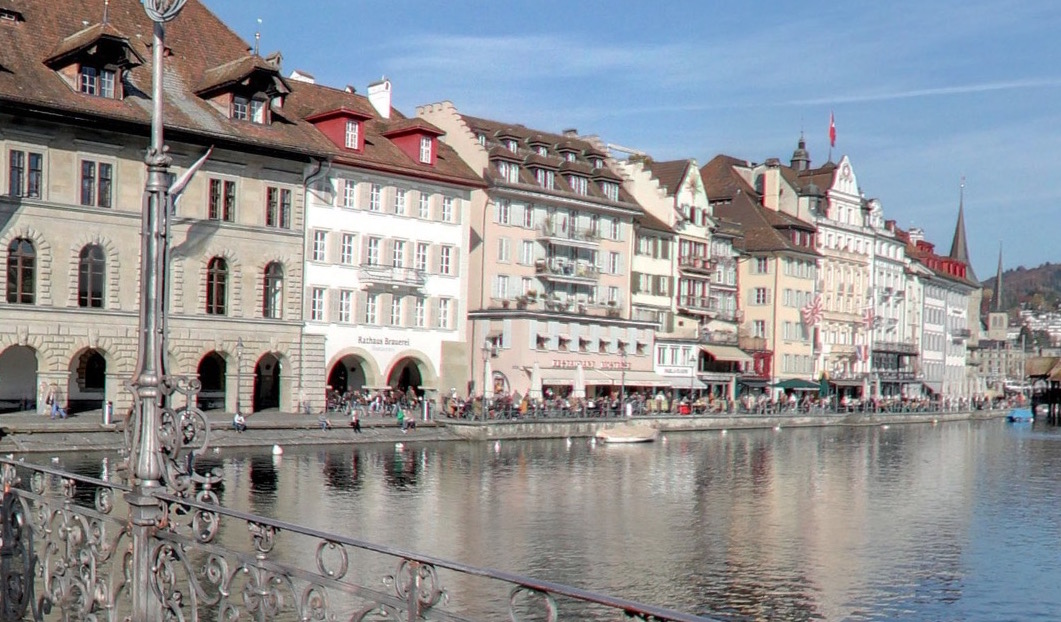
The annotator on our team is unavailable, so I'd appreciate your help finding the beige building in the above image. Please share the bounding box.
[703,155,819,388]
[0,0,336,414]
[418,102,658,399]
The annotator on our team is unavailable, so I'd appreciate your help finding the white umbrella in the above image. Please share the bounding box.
[574,364,586,398]
[483,358,494,399]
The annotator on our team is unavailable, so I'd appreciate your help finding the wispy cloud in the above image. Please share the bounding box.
[788,78,1061,106]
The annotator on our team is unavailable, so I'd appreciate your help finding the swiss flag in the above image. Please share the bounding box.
[829,111,837,148]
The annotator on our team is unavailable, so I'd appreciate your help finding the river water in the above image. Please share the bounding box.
[62,418,1061,620]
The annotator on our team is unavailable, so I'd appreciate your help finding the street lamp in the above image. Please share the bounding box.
[619,346,627,413]
[236,337,244,415]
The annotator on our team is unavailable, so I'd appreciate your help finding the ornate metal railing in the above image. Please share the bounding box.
[0,457,706,621]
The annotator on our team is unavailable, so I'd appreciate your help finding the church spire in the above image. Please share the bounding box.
[991,243,1004,311]
[948,177,978,282]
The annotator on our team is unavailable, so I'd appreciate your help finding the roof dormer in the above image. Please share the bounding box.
[305,107,373,152]
[44,23,144,100]
[196,55,291,124]
[381,117,445,166]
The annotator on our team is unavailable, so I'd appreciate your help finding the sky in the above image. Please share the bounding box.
[206,0,1061,279]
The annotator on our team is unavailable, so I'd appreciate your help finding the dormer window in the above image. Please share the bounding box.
[233,95,268,123]
[564,152,576,163]
[477,133,486,146]
[419,136,433,163]
[568,175,588,195]
[537,146,548,157]
[535,168,554,189]
[505,139,518,153]
[497,161,519,183]
[592,157,604,168]
[601,181,619,201]
[345,120,360,149]
[79,65,117,98]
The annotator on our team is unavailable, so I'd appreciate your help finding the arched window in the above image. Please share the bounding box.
[6,238,35,304]
[206,257,228,315]
[78,244,105,308]
[263,262,283,319]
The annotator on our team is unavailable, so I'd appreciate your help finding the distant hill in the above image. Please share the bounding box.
[981,262,1061,313]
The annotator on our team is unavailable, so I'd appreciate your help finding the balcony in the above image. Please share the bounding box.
[535,258,600,284]
[538,222,600,249]
[874,370,923,382]
[739,336,769,352]
[358,265,426,289]
[700,329,739,346]
[678,255,714,276]
[953,328,972,338]
[874,340,918,355]
[678,295,720,315]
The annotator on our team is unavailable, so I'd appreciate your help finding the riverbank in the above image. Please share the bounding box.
[0,408,1009,454]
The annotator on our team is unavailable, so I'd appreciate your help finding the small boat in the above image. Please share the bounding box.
[596,424,659,444]
[1007,408,1034,423]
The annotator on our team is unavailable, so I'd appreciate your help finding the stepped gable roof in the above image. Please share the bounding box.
[707,160,817,257]
[457,113,643,210]
[0,0,335,158]
[643,159,691,196]
[285,81,483,187]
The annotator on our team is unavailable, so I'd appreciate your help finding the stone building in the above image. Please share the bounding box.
[0,0,333,414]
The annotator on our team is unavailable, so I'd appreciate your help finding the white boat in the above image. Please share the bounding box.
[596,424,659,444]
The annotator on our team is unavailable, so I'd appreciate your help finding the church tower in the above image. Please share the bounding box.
[948,179,978,282]
[986,244,1008,341]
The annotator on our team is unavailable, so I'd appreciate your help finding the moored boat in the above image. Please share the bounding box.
[595,424,659,443]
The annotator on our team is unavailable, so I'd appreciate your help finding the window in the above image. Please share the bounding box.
[310,287,325,321]
[341,179,357,208]
[497,161,519,183]
[522,276,533,294]
[266,187,291,228]
[520,240,534,265]
[419,136,433,163]
[497,200,511,224]
[338,289,354,323]
[369,184,382,212]
[415,242,429,272]
[498,237,510,262]
[312,230,326,262]
[344,120,360,149]
[365,293,378,324]
[439,246,452,275]
[8,150,43,198]
[262,262,283,319]
[523,205,535,228]
[754,288,769,305]
[437,298,451,328]
[418,193,430,219]
[79,65,116,98]
[233,95,267,123]
[567,175,587,195]
[366,237,381,266]
[753,320,766,338]
[610,218,621,240]
[395,188,407,215]
[392,240,406,268]
[754,257,769,274]
[609,286,620,303]
[608,251,620,274]
[340,234,356,265]
[77,244,105,308]
[441,197,455,222]
[206,257,228,315]
[496,275,509,298]
[6,238,34,304]
[601,181,619,201]
[209,179,235,221]
[79,161,112,207]
[415,297,428,326]
[535,168,554,189]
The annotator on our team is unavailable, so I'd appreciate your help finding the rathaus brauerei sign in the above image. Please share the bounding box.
[551,359,631,370]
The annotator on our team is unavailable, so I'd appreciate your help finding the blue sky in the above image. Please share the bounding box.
[206,0,1061,278]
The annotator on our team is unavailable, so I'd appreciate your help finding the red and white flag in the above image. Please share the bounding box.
[829,111,837,148]
[801,293,823,327]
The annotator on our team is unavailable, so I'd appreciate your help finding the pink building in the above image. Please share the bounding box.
[419,103,661,400]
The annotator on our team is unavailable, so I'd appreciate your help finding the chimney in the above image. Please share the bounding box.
[562,128,578,137]
[288,69,315,84]
[344,85,356,94]
[368,78,391,119]
[908,227,924,244]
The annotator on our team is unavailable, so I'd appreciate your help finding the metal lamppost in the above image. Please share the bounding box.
[619,347,627,413]
[236,337,244,414]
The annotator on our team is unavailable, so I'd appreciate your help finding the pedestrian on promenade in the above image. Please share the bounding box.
[350,409,362,433]
[233,412,246,432]
[46,384,67,419]
[397,405,406,433]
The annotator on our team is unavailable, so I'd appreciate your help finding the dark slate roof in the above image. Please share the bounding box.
[0,0,335,157]
[948,200,979,282]
[643,159,691,196]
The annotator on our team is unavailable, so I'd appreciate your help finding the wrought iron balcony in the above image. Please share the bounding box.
[535,259,600,284]
[953,328,972,338]
[678,255,714,275]
[359,265,426,289]
[537,222,601,249]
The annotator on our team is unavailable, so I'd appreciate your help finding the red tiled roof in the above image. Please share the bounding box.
[643,159,691,196]
[44,22,143,67]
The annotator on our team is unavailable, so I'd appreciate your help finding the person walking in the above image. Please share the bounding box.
[349,409,362,433]
[396,404,406,433]
[47,384,67,419]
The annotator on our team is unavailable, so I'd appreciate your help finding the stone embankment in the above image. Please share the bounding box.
[0,409,1008,454]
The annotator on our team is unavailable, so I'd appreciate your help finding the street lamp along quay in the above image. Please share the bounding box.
[236,337,244,415]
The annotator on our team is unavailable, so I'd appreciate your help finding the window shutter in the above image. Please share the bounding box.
[360,236,370,265]
[326,232,340,264]
[327,287,340,323]
[428,296,438,327]
[403,294,415,326]
[430,245,440,274]
[449,247,460,276]
[356,290,368,323]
